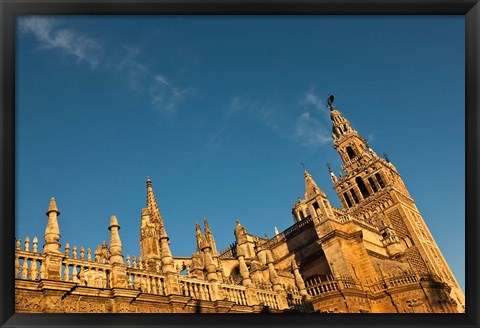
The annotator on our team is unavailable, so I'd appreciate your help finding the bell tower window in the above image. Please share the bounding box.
[346,146,356,160]
[343,193,352,208]
[350,189,359,204]
[368,177,378,193]
[356,177,370,198]
[375,173,385,188]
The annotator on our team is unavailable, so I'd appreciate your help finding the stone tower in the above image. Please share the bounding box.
[327,98,465,311]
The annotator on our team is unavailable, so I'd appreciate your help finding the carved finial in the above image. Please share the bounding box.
[326,162,332,173]
[65,243,70,257]
[24,237,30,252]
[203,216,211,232]
[44,197,61,253]
[32,237,38,253]
[46,197,60,216]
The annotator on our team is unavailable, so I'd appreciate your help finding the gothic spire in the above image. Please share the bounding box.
[145,177,170,240]
[303,169,326,201]
[195,221,208,251]
[204,217,218,255]
[146,177,162,223]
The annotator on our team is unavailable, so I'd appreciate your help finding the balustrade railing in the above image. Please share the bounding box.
[305,275,361,296]
[62,258,111,288]
[126,267,166,295]
[15,250,44,281]
[256,290,279,309]
[218,242,237,259]
[264,217,313,249]
[386,273,418,287]
[221,284,248,305]
[179,277,212,301]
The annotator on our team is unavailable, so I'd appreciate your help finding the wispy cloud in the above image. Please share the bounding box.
[228,95,281,131]
[19,17,190,113]
[150,81,189,114]
[114,45,189,113]
[302,87,328,111]
[227,87,333,147]
[18,16,101,68]
[116,46,149,90]
[294,112,331,146]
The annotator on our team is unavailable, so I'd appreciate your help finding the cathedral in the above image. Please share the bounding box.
[15,97,465,313]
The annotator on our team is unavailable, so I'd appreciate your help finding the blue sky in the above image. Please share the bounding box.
[16,16,465,291]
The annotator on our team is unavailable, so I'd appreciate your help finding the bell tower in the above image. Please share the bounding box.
[327,95,465,311]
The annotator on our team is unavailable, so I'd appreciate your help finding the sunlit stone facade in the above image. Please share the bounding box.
[15,99,464,313]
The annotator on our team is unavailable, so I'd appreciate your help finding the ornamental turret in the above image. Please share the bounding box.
[44,197,61,253]
[292,169,335,224]
[108,215,123,264]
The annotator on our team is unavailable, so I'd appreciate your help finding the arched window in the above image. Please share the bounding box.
[343,193,352,208]
[298,210,305,220]
[356,177,370,198]
[368,177,378,193]
[375,173,385,188]
[350,189,359,204]
[346,146,356,160]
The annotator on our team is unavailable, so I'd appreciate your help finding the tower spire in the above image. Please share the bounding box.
[303,168,326,201]
[146,177,162,223]
[204,217,218,255]
[44,197,61,253]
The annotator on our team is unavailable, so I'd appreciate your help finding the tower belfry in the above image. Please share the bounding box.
[327,96,465,311]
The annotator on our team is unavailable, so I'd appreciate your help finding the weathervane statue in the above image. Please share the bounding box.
[327,94,335,110]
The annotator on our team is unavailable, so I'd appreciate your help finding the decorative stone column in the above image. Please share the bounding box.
[43,197,63,280]
[109,215,128,288]
[265,250,282,292]
[291,260,308,297]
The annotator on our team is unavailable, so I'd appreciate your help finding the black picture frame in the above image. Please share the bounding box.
[1,1,478,327]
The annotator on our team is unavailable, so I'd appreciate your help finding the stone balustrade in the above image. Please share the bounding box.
[255,290,280,309]
[179,277,212,301]
[306,279,340,296]
[264,217,313,249]
[126,267,166,295]
[218,242,237,259]
[305,272,443,297]
[221,284,248,305]
[15,250,44,281]
[14,236,307,312]
[62,257,111,288]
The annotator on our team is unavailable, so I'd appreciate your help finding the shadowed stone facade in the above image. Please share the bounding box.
[15,98,464,313]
